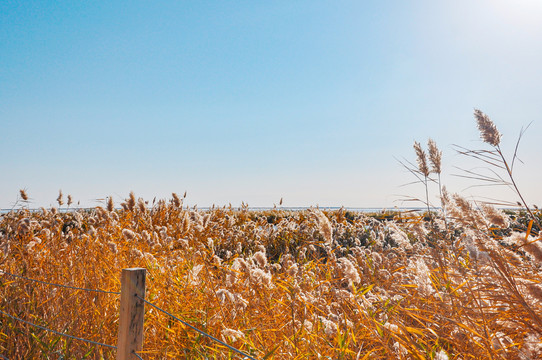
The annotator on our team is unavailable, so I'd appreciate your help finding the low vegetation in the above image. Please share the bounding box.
[1,110,541,359]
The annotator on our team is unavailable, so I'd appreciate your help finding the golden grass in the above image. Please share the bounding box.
[1,110,541,359]
[1,200,541,359]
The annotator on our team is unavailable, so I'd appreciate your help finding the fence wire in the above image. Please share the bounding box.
[1,269,259,359]
[0,309,117,349]
[136,295,257,360]
[0,270,120,295]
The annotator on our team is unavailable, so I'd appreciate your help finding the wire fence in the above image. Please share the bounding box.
[137,295,257,360]
[0,270,121,295]
[132,351,144,360]
[0,269,258,360]
[0,309,117,350]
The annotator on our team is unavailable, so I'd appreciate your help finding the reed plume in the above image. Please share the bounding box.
[127,191,136,211]
[311,209,333,245]
[122,228,136,241]
[427,138,442,175]
[137,198,146,213]
[455,109,540,229]
[172,193,181,208]
[57,190,64,206]
[474,108,501,146]
[19,189,28,201]
[413,141,431,217]
[107,196,114,212]
[413,141,430,177]
[427,138,448,230]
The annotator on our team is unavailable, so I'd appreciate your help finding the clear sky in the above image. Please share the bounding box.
[2,1,542,209]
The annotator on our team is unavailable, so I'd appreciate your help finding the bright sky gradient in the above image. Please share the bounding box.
[2,1,542,209]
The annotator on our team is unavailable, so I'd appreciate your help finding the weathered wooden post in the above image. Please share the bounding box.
[117,268,146,360]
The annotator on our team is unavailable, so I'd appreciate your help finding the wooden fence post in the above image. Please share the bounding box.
[117,268,146,360]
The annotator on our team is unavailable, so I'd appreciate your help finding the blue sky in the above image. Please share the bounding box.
[2,1,542,209]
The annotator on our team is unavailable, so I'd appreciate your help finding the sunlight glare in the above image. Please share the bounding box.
[490,0,542,26]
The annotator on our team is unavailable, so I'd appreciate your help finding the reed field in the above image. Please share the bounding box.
[1,111,542,359]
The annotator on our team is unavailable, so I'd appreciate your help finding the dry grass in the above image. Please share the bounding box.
[1,201,541,359]
[1,111,541,359]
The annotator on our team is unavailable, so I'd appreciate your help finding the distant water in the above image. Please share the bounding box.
[209,207,428,213]
[0,206,429,214]
[0,206,524,216]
